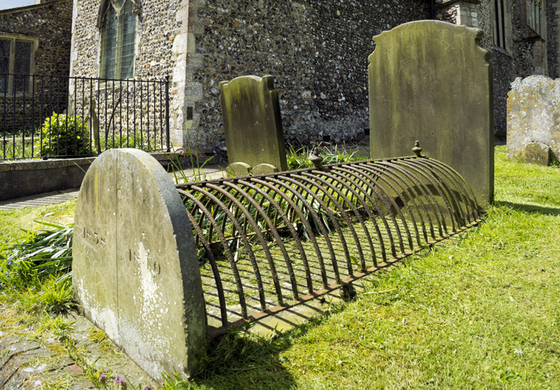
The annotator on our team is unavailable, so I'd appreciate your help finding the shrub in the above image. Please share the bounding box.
[39,113,91,157]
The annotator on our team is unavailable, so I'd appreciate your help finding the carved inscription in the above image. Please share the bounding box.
[125,247,161,277]
[82,227,106,248]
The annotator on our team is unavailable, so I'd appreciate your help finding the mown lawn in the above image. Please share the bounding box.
[1,145,559,389]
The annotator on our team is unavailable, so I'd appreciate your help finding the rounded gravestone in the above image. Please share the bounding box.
[73,149,206,380]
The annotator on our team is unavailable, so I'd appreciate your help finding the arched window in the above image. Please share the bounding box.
[99,0,137,80]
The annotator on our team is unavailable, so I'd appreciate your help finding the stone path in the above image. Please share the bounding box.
[0,308,159,389]
[0,165,226,211]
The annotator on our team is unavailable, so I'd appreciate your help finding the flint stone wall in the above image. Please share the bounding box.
[70,0,430,158]
[0,0,73,130]
[507,75,560,162]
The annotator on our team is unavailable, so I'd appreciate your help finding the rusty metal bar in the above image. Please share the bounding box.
[176,151,483,336]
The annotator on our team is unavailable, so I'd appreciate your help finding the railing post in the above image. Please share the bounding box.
[165,75,170,152]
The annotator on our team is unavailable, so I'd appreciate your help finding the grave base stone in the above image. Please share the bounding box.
[524,142,551,165]
[228,162,252,177]
[73,149,207,380]
[252,163,278,175]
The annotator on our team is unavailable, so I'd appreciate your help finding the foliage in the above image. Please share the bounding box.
[2,146,560,388]
[286,144,367,170]
[39,113,92,157]
[101,132,160,153]
[3,219,73,283]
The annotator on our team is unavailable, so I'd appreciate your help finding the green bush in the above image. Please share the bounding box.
[40,113,92,157]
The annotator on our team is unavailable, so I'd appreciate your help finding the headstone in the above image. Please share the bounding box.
[219,75,288,172]
[73,149,206,380]
[524,142,551,165]
[368,20,494,207]
[507,75,560,163]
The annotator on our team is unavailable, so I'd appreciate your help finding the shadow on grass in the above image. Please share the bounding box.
[191,325,300,389]
[496,200,560,216]
[192,305,346,390]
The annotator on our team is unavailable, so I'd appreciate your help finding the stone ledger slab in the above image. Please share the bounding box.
[220,75,288,172]
[73,149,206,380]
[368,20,494,207]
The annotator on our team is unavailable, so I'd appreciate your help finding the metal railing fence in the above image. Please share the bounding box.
[0,73,170,160]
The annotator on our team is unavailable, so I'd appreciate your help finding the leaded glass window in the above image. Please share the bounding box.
[100,0,137,79]
[14,41,32,93]
[0,40,10,94]
[527,0,543,36]
[0,37,35,94]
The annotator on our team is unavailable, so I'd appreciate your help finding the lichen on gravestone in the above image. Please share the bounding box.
[73,149,206,380]
[368,20,494,207]
[219,75,288,174]
[507,75,560,164]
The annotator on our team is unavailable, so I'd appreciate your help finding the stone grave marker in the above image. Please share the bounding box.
[368,20,494,207]
[524,142,551,165]
[73,149,206,380]
[507,75,560,165]
[219,75,288,173]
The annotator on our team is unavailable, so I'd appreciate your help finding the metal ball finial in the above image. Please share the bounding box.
[412,140,423,157]
[309,146,324,170]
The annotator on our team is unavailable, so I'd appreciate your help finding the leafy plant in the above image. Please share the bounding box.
[38,277,75,313]
[39,113,92,157]
[286,143,367,170]
[3,220,73,283]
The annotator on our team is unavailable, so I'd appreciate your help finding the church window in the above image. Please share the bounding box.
[526,0,544,36]
[493,0,512,52]
[100,0,137,80]
[0,37,35,94]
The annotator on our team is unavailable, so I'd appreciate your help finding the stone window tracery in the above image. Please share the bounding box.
[99,0,137,79]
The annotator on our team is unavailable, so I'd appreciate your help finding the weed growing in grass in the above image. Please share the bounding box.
[167,153,215,184]
[286,143,367,170]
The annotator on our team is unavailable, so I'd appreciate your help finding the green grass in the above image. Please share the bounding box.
[1,146,560,388]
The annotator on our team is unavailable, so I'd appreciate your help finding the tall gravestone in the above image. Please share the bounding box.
[73,149,207,380]
[368,21,494,207]
[507,75,560,164]
[220,75,288,173]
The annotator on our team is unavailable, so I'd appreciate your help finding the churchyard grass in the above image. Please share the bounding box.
[1,145,560,388]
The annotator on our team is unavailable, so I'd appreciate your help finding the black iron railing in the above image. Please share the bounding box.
[0,73,170,160]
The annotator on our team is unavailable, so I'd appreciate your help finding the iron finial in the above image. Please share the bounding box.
[309,146,324,170]
[412,140,423,157]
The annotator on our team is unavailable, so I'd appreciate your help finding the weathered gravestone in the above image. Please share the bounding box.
[219,75,288,173]
[73,149,207,380]
[507,75,560,164]
[368,20,494,207]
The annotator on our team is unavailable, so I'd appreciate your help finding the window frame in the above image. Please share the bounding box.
[493,0,513,54]
[98,0,138,81]
[526,0,545,37]
[0,35,38,96]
